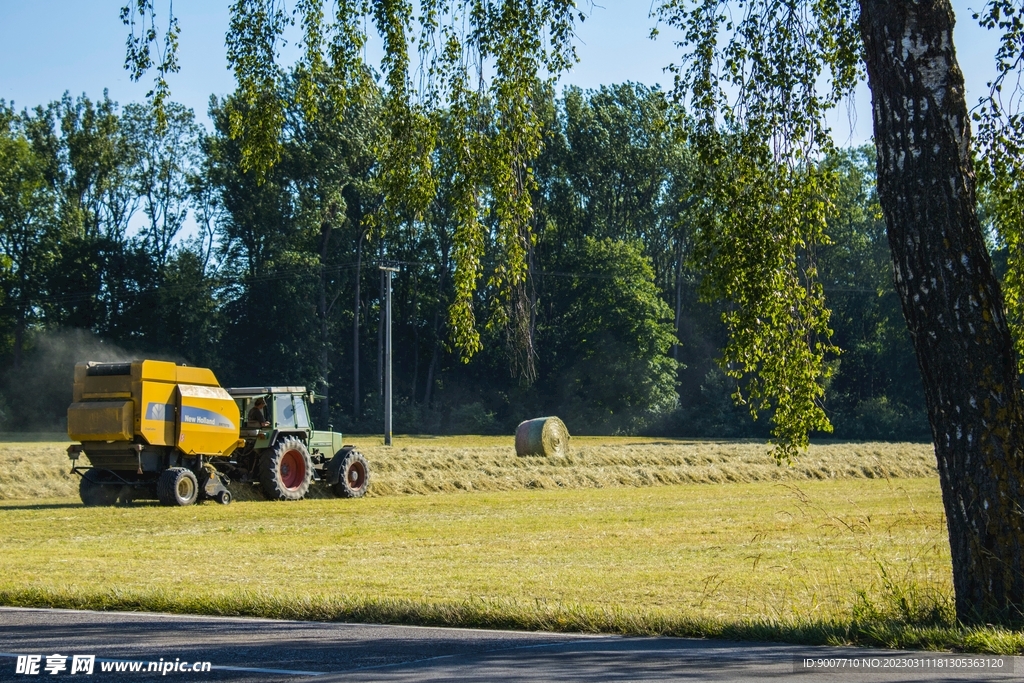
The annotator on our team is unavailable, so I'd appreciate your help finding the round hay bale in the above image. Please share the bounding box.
[515,417,570,457]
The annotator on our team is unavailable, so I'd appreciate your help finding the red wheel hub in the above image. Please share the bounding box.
[347,462,366,489]
[280,449,305,490]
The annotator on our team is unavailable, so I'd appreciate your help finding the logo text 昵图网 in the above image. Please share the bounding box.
[15,654,213,675]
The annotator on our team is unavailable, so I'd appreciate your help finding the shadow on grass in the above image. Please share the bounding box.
[0,500,168,511]
[0,503,84,511]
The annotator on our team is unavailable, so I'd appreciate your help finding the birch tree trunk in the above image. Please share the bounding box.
[860,0,1024,624]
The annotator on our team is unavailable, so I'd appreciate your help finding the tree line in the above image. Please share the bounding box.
[0,81,928,439]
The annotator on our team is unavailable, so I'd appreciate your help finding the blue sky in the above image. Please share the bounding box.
[0,1,1003,147]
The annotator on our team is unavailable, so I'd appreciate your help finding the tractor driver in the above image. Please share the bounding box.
[247,397,270,428]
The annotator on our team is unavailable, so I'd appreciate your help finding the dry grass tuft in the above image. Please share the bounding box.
[0,435,936,501]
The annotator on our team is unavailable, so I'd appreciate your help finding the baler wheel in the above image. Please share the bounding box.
[157,468,199,506]
[260,437,312,501]
[330,449,370,498]
[79,472,120,506]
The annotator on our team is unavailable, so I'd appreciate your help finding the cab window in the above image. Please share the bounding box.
[292,396,311,429]
[274,395,295,428]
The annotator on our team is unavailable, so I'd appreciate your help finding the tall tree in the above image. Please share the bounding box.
[533,83,699,363]
[122,101,202,267]
[862,0,1024,625]
[54,92,138,241]
[42,93,142,334]
[0,104,59,366]
[538,237,679,433]
[286,71,378,425]
[819,147,927,440]
[205,94,317,386]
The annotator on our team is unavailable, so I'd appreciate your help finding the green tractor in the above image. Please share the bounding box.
[226,386,369,501]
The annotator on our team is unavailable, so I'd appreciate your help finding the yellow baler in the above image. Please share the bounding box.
[68,360,240,506]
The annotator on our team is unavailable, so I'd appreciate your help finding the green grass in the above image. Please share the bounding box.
[0,436,938,500]
[4,475,1022,653]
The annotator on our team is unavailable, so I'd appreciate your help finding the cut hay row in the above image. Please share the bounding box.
[0,443,82,500]
[361,439,937,496]
[0,436,936,501]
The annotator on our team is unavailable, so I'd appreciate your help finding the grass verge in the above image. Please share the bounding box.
[2,586,1020,654]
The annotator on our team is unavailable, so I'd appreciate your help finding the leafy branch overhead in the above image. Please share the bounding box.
[121,1,181,129]
[655,0,865,459]
[122,0,584,384]
[975,0,1024,371]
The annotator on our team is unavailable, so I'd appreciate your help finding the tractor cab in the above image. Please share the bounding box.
[229,386,313,446]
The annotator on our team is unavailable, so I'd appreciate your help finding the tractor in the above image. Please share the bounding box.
[224,386,369,501]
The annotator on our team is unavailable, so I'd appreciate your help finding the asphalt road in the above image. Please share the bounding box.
[0,607,1018,682]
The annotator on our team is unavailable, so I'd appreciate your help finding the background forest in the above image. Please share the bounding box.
[0,80,935,439]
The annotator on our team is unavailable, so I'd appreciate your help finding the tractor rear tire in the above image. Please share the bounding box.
[79,472,120,506]
[157,467,199,506]
[260,437,312,501]
[330,448,369,498]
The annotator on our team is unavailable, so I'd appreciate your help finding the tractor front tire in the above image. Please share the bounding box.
[157,468,199,506]
[260,437,312,501]
[330,448,369,498]
[79,472,120,506]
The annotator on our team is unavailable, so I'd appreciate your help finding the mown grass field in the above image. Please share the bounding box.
[0,434,938,500]
[2,436,1020,653]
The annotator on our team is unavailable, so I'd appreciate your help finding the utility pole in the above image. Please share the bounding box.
[380,265,399,446]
